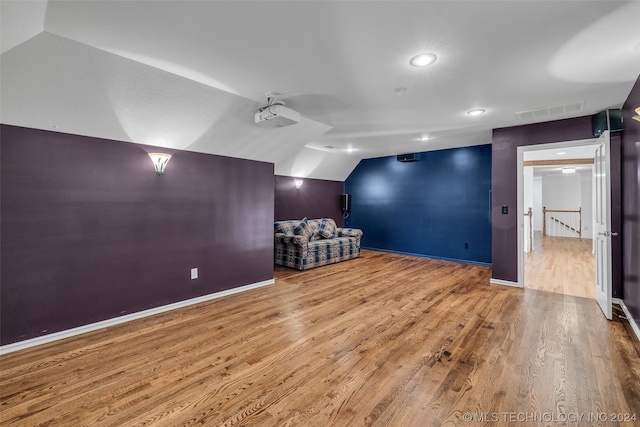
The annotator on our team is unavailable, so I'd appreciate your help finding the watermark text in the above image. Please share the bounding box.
[461,412,637,423]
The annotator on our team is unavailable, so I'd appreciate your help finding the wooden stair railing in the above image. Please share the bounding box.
[549,217,580,235]
[543,207,582,238]
[524,207,533,252]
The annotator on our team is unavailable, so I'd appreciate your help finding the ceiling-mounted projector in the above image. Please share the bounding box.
[255,92,300,128]
[255,103,300,128]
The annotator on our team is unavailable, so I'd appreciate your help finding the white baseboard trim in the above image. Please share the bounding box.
[490,278,522,288]
[0,279,275,355]
[363,247,491,267]
[613,298,640,342]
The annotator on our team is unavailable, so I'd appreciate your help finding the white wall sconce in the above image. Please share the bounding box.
[148,153,172,175]
[632,107,640,122]
[295,179,304,189]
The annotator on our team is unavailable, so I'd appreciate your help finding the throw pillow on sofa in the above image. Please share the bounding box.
[318,218,336,239]
[293,217,313,240]
[309,221,323,241]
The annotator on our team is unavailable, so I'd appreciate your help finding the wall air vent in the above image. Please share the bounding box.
[515,101,585,121]
[397,153,419,162]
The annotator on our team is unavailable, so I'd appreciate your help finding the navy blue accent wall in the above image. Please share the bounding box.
[345,145,492,265]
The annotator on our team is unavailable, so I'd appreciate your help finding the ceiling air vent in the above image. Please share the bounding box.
[515,101,585,121]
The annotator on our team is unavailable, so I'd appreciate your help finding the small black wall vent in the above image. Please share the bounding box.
[397,153,419,162]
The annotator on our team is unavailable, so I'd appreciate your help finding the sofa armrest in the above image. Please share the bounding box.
[337,228,363,238]
[275,233,309,246]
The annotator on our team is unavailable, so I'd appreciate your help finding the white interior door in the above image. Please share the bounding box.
[594,131,613,320]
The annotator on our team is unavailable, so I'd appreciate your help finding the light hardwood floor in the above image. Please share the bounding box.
[1,250,639,426]
[525,235,596,299]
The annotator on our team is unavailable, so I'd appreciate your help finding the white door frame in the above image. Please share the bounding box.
[516,138,599,288]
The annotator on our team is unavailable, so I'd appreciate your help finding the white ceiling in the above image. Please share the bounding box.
[2,1,640,181]
[533,165,592,177]
[524,144,598,161]
[525,143,599,177]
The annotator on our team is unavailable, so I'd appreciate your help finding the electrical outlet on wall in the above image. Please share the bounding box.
[191,268,198,280]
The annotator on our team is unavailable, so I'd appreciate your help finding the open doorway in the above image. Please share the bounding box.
[517,139,601,299]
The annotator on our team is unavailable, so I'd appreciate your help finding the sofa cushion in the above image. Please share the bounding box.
[293,217,312,240]
[308,221,323,241]
[274,221,298,236]
[318,218,336,239]
[337,227,363,238]
[307,236,359,264]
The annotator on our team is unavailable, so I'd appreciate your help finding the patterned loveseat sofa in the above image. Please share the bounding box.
[274,217,363,270]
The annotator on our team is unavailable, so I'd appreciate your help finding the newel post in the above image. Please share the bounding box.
[579,207,582,239]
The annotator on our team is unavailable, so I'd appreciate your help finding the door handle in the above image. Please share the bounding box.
[611,232,618,236]
[599,231,619,237]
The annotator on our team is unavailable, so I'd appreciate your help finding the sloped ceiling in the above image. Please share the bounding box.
[2,1,640,181]
[0,0,47,53]
[1,2,342,177]
[1,31,334,173]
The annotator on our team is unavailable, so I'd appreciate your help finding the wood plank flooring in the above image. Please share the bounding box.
[1,250,639,426]
[525,235,596,299]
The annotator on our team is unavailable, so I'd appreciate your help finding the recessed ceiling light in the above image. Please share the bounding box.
[410,53,437,67]
[417,136,432,141]
[557,151,566,155]
[467,109,486,116]
[344,148,358,153]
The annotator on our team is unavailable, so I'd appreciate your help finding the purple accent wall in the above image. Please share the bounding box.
[0,125,274,346]
[491,116,624,298]
[621,76,640,324]
[274,175,344,227]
